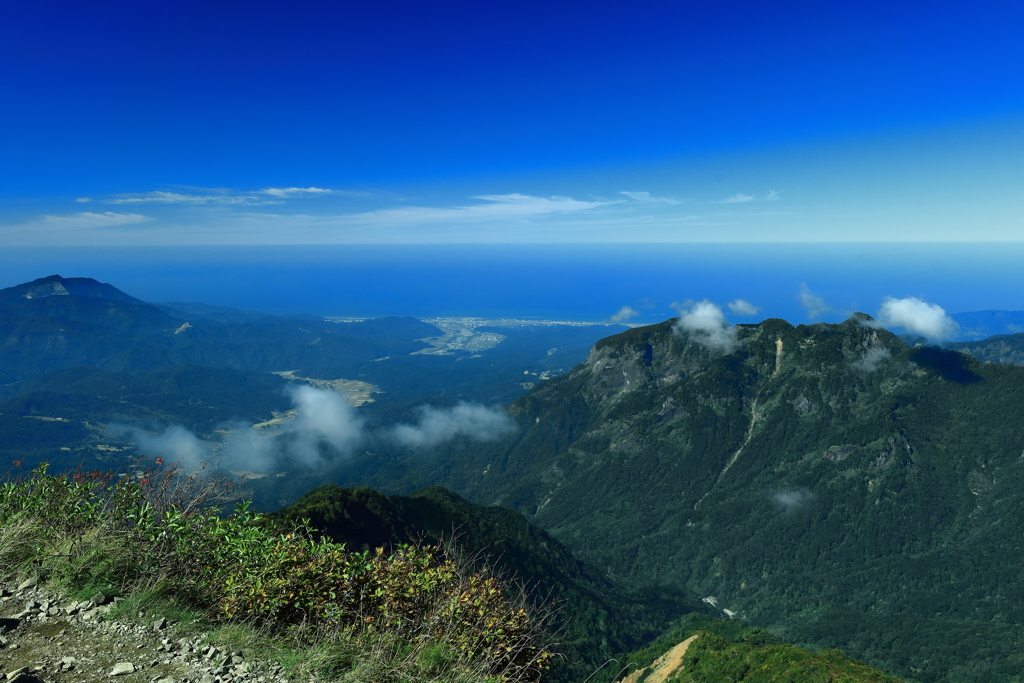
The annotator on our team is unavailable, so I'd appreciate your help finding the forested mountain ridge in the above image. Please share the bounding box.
[949,332,1024,366]
[268,484,710,682]
[353,315,1024,682]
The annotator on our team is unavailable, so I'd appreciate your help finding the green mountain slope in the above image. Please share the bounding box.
[337,315,1024,682]
[268,484,710,683]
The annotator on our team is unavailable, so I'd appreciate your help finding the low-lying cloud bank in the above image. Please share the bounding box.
[392,402,517,448]
[674,300,739,352]
[108,424,211,465]
[111,387,516,473]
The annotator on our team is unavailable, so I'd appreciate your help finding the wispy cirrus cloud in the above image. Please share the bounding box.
[0,211,153,244]
[620,191,681,205]
[87,186,362,206]
[106,190,276,205]
[36,211,151,229]
[766,190,781,201]
[348,193,610,226]
[720,193,754,204]
[260,186,352,198]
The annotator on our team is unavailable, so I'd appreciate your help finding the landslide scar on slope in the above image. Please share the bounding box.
[621,634,699,683]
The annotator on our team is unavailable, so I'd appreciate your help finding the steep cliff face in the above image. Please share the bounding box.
[502,315,923,532]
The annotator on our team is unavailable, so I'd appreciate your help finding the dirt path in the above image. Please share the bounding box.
[0,580,287,683]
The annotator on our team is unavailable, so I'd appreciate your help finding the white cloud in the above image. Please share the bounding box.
[392,402,516,448]
[798,283,830,320]
[721,193,754,204]
[317,193,610,232]
[674,300,739,352]
[766,190,781,201]
[870,296,959,341]
[609,306,641,323]
[727,299,760,316]
[620,191,681,205]
[772,488,814,511]
[106,191,277,205]
[260,187,336,198]
[36,212,151,230]
[74,197,92,203]
[851,348,892,372]
[469,193,608,216]
[108,424,211,469]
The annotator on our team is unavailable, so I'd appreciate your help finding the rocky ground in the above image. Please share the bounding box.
[0,579,291,683]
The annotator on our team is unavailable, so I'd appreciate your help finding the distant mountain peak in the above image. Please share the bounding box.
[0,275,143,306]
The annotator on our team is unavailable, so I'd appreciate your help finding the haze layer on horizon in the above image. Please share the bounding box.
[4,243,1023,335]
[2,1,1022,246]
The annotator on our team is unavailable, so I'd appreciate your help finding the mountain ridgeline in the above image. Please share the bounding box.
[6,274,1024,681]
[338,315,1024,683]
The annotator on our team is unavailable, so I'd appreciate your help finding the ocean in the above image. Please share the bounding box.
[2,243,1023,328]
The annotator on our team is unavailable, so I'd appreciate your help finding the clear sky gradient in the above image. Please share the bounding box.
[2,0,1022,245]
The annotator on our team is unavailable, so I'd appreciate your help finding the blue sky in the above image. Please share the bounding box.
[2,0,1022,245]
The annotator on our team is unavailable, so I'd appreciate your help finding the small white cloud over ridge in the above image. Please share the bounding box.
[870,297,959,341]
[727,299,760,316]
[798,284,830,320]
[610,306,640,323]
[721,193,754,204]
[674,300,739,352]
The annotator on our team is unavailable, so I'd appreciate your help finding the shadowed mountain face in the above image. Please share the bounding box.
[335,316,1024,683]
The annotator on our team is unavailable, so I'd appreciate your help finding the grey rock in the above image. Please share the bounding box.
[5,669,28,681]
[16,578,37,591]
[90,591,109,606]
[109,662,135,676]
[7,675,46,683]
[153,617,168,631]
[199,675,216,683]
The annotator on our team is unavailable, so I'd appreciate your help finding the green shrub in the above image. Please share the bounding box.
[0,460,555,682]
